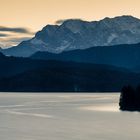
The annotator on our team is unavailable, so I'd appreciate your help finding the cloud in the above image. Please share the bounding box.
[0,33,8,37]
[55,18,83,25]
[0,26,33,34]
[0,26,35,48]
[7,37,31,44]
[55,19,67,25]
[0,36,32,48]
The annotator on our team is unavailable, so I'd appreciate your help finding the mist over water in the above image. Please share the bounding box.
[0,93,139,140]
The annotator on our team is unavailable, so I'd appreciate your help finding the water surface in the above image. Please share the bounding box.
[0,93,139,140]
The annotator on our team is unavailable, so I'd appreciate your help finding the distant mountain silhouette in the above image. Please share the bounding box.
[0,52,5,58]
[0,54,59,78]
[31,43,140,70]
[0,56,140,92]
[2,15,140,57]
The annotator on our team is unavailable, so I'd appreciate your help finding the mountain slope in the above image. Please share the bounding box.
[31,43,140,70]
[0,59,139,92]
[0,55,61,78]
[2,15,140,57]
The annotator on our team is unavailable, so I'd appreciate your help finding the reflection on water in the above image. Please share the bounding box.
[80,103,119,112]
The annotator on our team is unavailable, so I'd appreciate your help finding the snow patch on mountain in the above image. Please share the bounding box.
[107,34,118,44]
[31,38,45,45]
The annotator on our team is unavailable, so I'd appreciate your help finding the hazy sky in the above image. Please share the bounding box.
[0,0,140,48]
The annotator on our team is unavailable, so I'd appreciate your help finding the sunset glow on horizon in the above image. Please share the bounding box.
[0,0,140,47]
[0,0,140,31]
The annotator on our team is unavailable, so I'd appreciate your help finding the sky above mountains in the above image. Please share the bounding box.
[0,0,140,48]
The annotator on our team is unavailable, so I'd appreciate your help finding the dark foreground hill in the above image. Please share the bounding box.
[0,54,140,92]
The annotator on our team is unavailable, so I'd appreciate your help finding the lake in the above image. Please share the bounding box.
[0,93,139,140]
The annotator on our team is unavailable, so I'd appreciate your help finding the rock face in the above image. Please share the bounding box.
[2,15,140,57]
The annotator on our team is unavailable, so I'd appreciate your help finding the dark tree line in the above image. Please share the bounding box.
[119,85,140,111]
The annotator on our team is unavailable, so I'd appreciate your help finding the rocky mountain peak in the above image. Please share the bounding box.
[2,15,140,57]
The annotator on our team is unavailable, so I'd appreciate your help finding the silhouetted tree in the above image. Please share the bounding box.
[119,85,135,111]
[135,85,140,109]
[120,85,140,111]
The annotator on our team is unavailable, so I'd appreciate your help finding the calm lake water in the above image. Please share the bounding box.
[0,93,139,140]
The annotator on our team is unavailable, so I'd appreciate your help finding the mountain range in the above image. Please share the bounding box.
[0,15,140,92]
[2,15,140,57]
